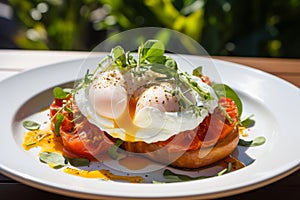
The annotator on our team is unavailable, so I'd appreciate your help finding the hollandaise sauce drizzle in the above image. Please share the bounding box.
[63,168,144,183]
[22,127,144,183]
[23,127,64,153]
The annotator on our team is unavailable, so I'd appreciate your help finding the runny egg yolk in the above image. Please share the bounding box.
[111,97,141,142]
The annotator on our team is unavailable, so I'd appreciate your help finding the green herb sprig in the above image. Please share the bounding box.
[85,40,215,117]
[50,87,75,137]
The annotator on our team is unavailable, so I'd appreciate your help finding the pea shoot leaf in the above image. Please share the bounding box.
[54,113,64,136]
[66,157,90,167]
[39,152,90,169]
[192,66,203,77]
[39,152,67,169]
[141,40,165,63]
[240,115,255,128]
[53,87,69,99]
[23,120,41,131]
[238,136,266,147]
[212,84,243,117]
[111,46,126,67]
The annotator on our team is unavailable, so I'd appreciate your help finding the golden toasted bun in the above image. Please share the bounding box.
[123,128,239,168]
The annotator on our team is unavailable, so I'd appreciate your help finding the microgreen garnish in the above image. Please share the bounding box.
[240,114,255,128]
[217,103,233,124]
[141,40,166,64]
[74,70,93,93]
[54,113,64,136]
[111,46,127,67]
[53,87,70,99]
[108,139,123,160]
[192,66,203,77]
[23,120,41,131]
[66,157,90,167]
[39,152,67,169]
[39,151,90,169]
[238,136,266,147]
[72,39,214,117]
[50,87,77,137]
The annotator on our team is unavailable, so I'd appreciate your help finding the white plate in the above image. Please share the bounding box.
[0,56,299,199]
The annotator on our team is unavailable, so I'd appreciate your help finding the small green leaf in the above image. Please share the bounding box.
[53,87,69,99]
[108,139,123,160]
[238,136,266,147]
[238,138,253,146]
[147,55,166,64]
[54,113,64,136]
[142,40,165,63]
[66,157,90,167]
[241,118,255,128]
[192,66,203,77]
[251,136,266,146]
[241,115,255,128]
[212,84,243,117]
[39,152,67,169]
[111,46,126,67]
[23,120,41,131]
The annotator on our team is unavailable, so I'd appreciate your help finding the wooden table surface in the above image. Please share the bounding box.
[0,50,299,199]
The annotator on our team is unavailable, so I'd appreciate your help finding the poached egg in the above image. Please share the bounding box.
[75,67,218,143]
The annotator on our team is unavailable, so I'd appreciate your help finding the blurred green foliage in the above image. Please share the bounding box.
[8,0,300,57]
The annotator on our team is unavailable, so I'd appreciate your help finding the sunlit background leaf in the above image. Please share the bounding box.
[1,0,299,57]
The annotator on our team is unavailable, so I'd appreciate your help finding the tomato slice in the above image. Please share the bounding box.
[49,97,113,158]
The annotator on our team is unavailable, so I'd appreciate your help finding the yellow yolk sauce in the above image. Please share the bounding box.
[111,97,141,142]
[22,126,144,183]
[63,167,144,183]
[23,127,64,153]
[238,126,249,137]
